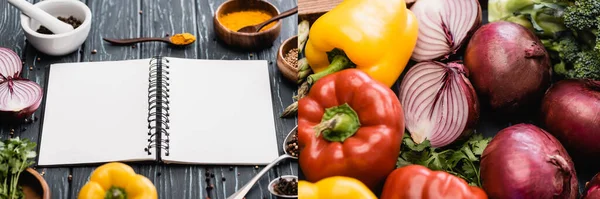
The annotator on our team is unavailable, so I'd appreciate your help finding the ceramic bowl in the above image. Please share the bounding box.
[268,175,298,198]
[20,168,50,199]
[213,0,282,50]
[277,35,298,83]
[20,0,92,56]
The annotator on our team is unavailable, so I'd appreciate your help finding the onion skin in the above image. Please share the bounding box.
[583,173,600,199]
[480,124,578,199]
[410,0,482,62]
[464,21,551,120]
[540,79,600,161]
[399,61,479,147]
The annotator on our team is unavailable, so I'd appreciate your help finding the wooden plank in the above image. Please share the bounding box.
[298,0,340,24]
[36,168,71,199]
[0,0,79,198]
[0,0,34,139]
[67,0,143,197]
[298,0,341,16]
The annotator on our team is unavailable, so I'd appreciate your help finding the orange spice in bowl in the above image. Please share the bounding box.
[219,10,277,32]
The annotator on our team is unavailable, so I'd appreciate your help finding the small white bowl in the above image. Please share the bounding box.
[268,175,298,198]
[20,0,91,56]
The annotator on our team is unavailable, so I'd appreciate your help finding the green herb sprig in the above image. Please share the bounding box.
[0,137,37,199]
[397,132,491,187]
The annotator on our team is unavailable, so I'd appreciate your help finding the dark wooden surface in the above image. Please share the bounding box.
[0,0,298,198]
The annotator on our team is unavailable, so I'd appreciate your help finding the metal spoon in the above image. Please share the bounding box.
[227,126,298,199]
[102,36,194,46]
[237,6,298,33]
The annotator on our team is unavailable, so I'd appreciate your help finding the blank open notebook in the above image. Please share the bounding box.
[37,57,279,166]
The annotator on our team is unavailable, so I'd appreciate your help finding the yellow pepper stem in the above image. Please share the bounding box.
[106,186,127,199]
[307,55,353,85]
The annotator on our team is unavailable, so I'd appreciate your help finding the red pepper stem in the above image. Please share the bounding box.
[314,103,361,142]
[307,55,353,85]
[105,186,127,199]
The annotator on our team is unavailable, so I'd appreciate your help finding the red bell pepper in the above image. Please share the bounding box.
[381,165,488,199]
[297,69,405,190]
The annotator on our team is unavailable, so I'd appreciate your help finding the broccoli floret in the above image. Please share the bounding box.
[563,0,600,31]
[568,50,600,80]
[547,36,600,80]
[563,0,600,50]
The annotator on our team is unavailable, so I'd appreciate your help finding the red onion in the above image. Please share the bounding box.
[0,47,21,80]
[410,0,482,62]
[480,124,578,199]
[583,173,600,199]
[399,61,479,147]
[541,79,600,161]
[0,48,43,120]
[464,21,552,119]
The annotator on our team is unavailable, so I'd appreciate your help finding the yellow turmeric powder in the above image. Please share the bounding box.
[219,10,277,32]
[170,33,196,45]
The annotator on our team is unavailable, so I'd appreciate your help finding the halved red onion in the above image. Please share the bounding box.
[399,61,479,147]
[0,79,43,119]
[410,0,482,62]
[0,47,22,80]
[0,48,43,120]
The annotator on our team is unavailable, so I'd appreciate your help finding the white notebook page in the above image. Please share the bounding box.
[38,59,153,166]
[163,58,279,165]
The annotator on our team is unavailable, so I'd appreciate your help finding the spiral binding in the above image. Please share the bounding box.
[145,56,171,157]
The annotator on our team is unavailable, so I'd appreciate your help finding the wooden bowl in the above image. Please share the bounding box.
[277,35,298,83]
[213,0,282,50]
[19,168,50,199]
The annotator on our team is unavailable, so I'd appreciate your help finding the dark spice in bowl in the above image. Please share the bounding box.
[273,178,298,196]
[37,16,82,34]
[286,130,298,157]
[284,48,299,68]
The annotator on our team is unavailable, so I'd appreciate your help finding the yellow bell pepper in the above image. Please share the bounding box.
[77,162,158,199]
[304,0,419,87]
[299,176,378,199]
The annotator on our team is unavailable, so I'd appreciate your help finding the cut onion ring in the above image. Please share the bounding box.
[410,0,482,62]
[399,61,479,147]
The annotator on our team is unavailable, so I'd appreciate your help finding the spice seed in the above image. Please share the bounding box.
[37,58,40,61]
[229,166,233,171]
[255,166,259,169]
[284,48,299,68]
[91,49,97,54]
[222,177,226,181]
[68,174,72,181]
[139,10,143,14]
[132,45,136,49]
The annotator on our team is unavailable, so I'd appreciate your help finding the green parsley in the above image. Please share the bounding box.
[0,137,37,199]
[397,132,491,187]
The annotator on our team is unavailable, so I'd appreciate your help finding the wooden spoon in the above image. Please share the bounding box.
[237,6,298,33]
[102,36,193,46]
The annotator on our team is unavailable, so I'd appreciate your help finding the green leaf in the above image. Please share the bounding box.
[426,153,445,171]
[414,140,431,152]
[462,162,476,177]
[470,137,491,156]
[447,150,467,168]
[397,157,413,168]
[462,147,478,162]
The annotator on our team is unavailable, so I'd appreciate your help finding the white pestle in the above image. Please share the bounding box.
[8,0,74,34]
